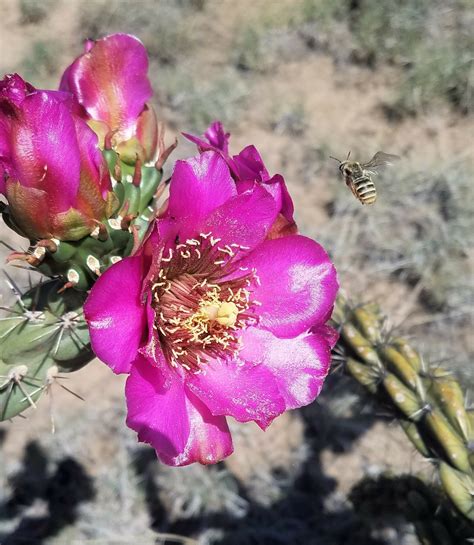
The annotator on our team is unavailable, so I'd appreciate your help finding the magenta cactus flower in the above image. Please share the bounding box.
[84,150,338,466]
[0,73,116,241]
[60,33,158,164]
[84,151,338,465]
[185,121,296,238]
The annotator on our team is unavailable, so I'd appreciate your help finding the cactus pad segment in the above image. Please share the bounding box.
[0,279,93,420]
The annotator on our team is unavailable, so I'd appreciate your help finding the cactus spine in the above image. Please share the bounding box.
[333,294,474,528]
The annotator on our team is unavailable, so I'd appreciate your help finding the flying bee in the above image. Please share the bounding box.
[331,151,400,205]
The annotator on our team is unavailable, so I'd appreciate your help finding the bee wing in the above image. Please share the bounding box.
[363,151,400,170]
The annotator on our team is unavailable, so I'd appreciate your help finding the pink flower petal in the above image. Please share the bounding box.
[183,121,230,156]
[73,115,111,221]
[84,256,148,374]
[174,388,234,466]
[126,356,190,462]
[204,121,230,154]
[7,91,81,213]
[311,323,339,349]
[232,144,269,181]
[233,146,294,223]
[186,358,285,430]
[60,34,152,134]
[126,356,233,466]
[239,327,333,409]
[167,151,237,227]
[0,73,34,106]
[197,184,278,254]
[237,235,339,338]
[134,104,158,162]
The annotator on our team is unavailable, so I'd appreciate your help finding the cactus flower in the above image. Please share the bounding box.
[84,150,338,466]
[60,33,158,165]
[0,74,116,241]
[185,121,296,238]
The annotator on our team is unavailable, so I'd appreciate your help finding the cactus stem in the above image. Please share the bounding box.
[335,294,474,521]
[29,325,61,344]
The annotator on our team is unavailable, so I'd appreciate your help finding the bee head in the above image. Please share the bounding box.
[330,152,352,177]
[339,161,352,176]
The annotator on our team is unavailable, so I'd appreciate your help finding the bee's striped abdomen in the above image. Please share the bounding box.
[353,175,377,205]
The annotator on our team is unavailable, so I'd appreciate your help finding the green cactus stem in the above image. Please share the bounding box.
[0,277,92,421]
[333,294,474,524]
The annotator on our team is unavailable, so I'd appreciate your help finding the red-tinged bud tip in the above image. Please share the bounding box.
[57,280,77,294]
[155,137,178,171]
[91,222,109,241]
[120,213,137,230]
[104,129,117,150]
[132,157,142,187]
[37,239,58,253]
[113,162,122,182]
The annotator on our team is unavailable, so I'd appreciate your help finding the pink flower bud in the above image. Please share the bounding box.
[0,74,116,241]
[60,34,158,164]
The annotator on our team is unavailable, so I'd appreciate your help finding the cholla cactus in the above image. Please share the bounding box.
[333,294,474,524]
[0,278,91,420]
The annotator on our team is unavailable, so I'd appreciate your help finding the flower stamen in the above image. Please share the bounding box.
[151,233,258,371]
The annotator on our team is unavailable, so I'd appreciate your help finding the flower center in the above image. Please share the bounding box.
[151,233,259,372]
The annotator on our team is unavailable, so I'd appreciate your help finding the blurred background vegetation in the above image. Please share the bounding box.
[0,0,473,544]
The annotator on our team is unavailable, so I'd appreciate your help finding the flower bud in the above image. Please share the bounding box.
[59,34,158,164]
[0,74,117,241]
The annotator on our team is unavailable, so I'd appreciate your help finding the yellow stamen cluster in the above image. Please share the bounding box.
[151,233,259,372]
